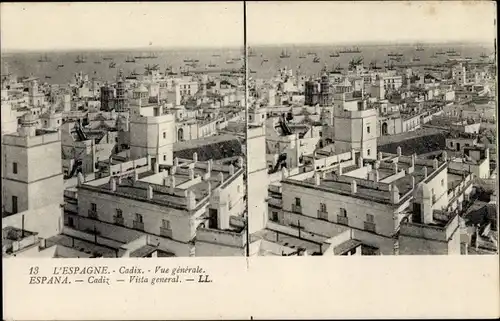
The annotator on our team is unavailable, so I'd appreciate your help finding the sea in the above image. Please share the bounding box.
[0,43,494,85]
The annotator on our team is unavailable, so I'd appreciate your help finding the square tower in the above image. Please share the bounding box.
[2,115,63,216]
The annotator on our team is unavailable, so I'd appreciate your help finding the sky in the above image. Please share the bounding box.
[1,2,496,51]
[0,2,243,51]
[247,1,497,46]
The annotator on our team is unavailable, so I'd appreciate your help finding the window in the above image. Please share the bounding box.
[91,203,97,212]
[163,155,167,161]
[116,209,123,218]
[295,197,301,206]
[367,126,371,134]
[366,214,374,223]
[367,149,371,156]
[339,208,347,217]
[12,162,17,174]
[135,213,143,223]
[163,132,166,139]
[441,179,444,187]
[271,211,278,222]
[320,203,327,212]
[162,219,171,230]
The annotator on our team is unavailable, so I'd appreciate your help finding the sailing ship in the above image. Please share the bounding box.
[208,62,217,68]
[412,57,421,62]
[94,61,102,64]
[45,76,51,79]
[212,54,221,57]
[125,56,136,63]
[109,62,116,68]
[248,47,257,57]
[480,52,489,59]
[387,52,404,57]
[313,56,321,63]
[448,52,461,57]
[75,55,86,63]
[329,51,340,57]
[262,59,269,62]
[280,49,291,59]
[436,50,446,55]
[184,58,200,63]
[416,44,424,51]
[307,51,316,55]
[57,64,64,69]
[446,48,456,54]
[299,55,306,59]
[339,47,361,54]
[38,54,51,63]
[103,56,113,60]
[226,60,234,64]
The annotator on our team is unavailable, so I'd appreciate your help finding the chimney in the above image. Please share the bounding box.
[174,157,179,167]
[219,172,224,184]
[117,176,122,185]
[163,177,169,186]
[391,185,400,203]
[397,146,402,156]
[423,166,428,178]
[207,181,212,196]
[357,156,364,168]
[188,168,195,180]
[237,156,244,167]
[314,172,321,185]
[229,164,235,175]
[378,152,383,160]
[433,158,439,170]
[338,165,343,176]
[351,180,357,194]
[133,170,139,182]
[192,152,198,163]
[393,162,398,174]
[109,177,117,191]
[281,166,289,179]
[147,185,154,199]
[77,172,85,186]
[412,176,416,189]
[170,166,177,175]
[207,159,213,173]
[186,190,196,210]
[442,151,448,162]
[170,176,176,193]
[485,148,490,159]
[154,162,160,173]
[374,161,380,170]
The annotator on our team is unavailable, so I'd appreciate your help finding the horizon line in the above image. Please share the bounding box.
[1,39,494,54]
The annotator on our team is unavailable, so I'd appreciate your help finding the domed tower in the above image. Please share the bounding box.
[319,71,331,107]
[115,69,127,112]
[19,113,39,137]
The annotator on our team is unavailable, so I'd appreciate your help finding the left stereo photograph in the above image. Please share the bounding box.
[1,2,249,258]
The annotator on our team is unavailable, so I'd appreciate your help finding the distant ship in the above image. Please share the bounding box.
[184,58,200,63]
[226,60,234,64]
[109,62,116,68]
[212,54,221,57]
[430,54,437,59]
[329,51,340,57]
[465,56,473,60]
[102,57,113,60]
[45,76,51,79]
[57,64,64,68]
[446,49,456,54]
[135,52,158,59]
[262,59,269,62]
[131,70,141,76]
[248,47,257,57]
[313,56,320,63]
[94,61,102,64]
[280,49,291,59]
[416,44,425,51]
[412,57,421,62]
[125,56,136,63]
[436,50,446,55]
[449,52,461,57]
[299,55,306,59]
[339,47,361,54]
[480,52,488,59]
[75,55,86,63]
[307,51,316,55]
[208,62,217,67]
[38,54,51,63]
[387,52,404,57]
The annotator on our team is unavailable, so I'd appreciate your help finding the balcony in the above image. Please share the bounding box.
[113,216,124,226]
[317,210,329,221]
[133,221,144,231]
[337,215,349,226]
[88,210,98,219]
[160,227,173,238]
[364,222,376,233]
[292,204,302,214]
